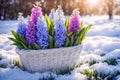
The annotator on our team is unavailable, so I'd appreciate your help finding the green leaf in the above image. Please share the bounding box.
[50,20,54,36]
[80,20,84,28]
[75,24,92,45]
[45,14,51,29]
[80,24,92,42]
[65,17,69,32]
[49,35,53,48]
[28,45,32,49]
[8,37,20,44]
[74,28,85,45]
[18,35,27,45]
[11,30,19,39]
[32,43,40,50]
[12,43,24,49]
[76,27,85,37]
[64,37,70,47]
[9,32,29,49]
[17,33,28,49]
[8,31,30,49]
[70,35,74,46]
[45,14,55,36]
[54,42,57,48]
[21,42,28,49]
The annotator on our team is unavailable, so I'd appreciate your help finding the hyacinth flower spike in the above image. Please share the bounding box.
[26,16,36,45]
[36,16,49,49]
[31,1,43,25]
[26,1,43,45]
[17,12,26,38]
[54,6,66,47]
[49,8,55,20]
[55,5,65,21]
[68,8,81,33]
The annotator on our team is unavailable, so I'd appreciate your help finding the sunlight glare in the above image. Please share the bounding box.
[88,0,99,5]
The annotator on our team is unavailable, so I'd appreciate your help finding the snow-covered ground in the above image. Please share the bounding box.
[0,15,120,80]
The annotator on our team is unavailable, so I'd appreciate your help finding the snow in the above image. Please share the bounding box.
[83,36,120,53]
[0,68,40,80]
[91,63,120,75]
[103,49,120,60]
[0,21,17,34]
[0,15,120,80]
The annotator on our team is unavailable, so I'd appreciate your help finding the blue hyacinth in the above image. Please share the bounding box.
[49,12,55,20]
[17,13,26,38]
[49,8,55,20]
[54,18,66,47]
[17,22,26,38]
[54,5,66,47]
[55,5,65,21]
[36,16,49,49]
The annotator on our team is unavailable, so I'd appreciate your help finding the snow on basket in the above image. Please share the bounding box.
[8,1,92,72]
[17,44,82,72]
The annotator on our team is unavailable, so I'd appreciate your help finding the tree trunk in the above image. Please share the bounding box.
[3,8,6,20]
[109,10,113,19]
[107,0,114,20]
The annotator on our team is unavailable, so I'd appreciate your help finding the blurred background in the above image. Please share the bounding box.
[0,0,120,20]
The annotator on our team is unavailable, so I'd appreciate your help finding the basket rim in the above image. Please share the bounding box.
[16,44,83,53]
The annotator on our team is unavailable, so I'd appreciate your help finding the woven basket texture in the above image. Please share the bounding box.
[17,44,82,72]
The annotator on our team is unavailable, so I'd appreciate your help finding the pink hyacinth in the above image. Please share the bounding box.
[25,1,43,45]
[68,9,80,33]
[30,1,43,24]
[30,7,43,24]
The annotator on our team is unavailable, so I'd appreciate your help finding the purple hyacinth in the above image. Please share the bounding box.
[36,16,49,49]
[25,2,43,45]
[30,7,42,24]
[17,13,26,38]
[26,17,36,45]
[68,9,80,33]
[54,18,66,47]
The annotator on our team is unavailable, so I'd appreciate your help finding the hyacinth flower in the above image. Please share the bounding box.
[31,1,43,25]
[26,16,36,45]
[36,16,49,49]
[17,12,26,38]
[49,8,55,20]
[54,6,66,47]
[68,9,80,33]
[55,5,65,21]
[54,18,66,47]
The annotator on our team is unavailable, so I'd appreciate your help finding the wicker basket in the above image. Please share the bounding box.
[16,44,82,73]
